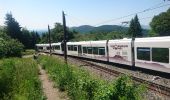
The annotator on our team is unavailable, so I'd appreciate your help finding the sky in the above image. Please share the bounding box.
[0,0,170,30]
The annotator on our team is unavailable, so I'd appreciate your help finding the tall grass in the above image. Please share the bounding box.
[22,49,35,56]
[0,58,43,100]
[38,55,146,100]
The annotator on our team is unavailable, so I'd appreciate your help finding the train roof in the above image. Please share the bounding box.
[67,40,107,45]
[36,44,49,46]
[109,38,132,43]
[135,36,170,42]
[51,42,61,45]
[36,36,170,46]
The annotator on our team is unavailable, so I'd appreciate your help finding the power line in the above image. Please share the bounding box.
[120,16,158,26]
[93,3,170,26]
[66,14,90,25]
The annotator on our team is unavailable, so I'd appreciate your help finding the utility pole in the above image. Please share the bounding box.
[62,11,67,64]
[48,25,52,56]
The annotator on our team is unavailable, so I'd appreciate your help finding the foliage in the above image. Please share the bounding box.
[150,8,170,36]
[5,12,22,42]
[71,31,126,41]
[40,23,75,43]
[148,29,159,37]
[128,15,143,37]
[0,58,43,100]
[38,55,146,100]
[0,31,24,58]
[5,39,24,57]
[4,13,40,49]
[22,49,35,56]
[21,28,40,49]
[70,25,128,34]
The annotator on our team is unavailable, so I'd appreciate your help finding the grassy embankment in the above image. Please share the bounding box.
[0,58,44,100]
[22,49,35,56]
[38,55,147,100]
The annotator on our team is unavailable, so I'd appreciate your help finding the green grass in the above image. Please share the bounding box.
[0,58,44,100]
[22,49,35,56]
[38,55,147,100]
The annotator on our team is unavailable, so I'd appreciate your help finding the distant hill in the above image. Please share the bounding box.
[70,25,94,33]
[0,26,4,30]
[141,25,151,30]
[70,25,128,34]
[36,29,48,35]
[70,25,149,36]
[93,25,128,33]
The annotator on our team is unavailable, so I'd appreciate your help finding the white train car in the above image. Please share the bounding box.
[36,44,50,52]
[67,42,83,56]
[51,43,63,54]
[135,36,170,73]
[108,38,133,66]
[81,40,107,61]
[35,36,170,74]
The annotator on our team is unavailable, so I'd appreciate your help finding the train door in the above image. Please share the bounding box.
[78,45,82,56]
[61,42,64,51]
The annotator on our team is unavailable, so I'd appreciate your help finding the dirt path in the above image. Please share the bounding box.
[38,65,68,100]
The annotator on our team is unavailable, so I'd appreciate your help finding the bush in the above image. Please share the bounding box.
[0,58,43,100]
[0,32,24,58]
[38,55,147,100]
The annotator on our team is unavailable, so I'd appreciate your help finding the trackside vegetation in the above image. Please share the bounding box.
[22,49,35,56]
[0,58,43,100]
[38,55,147,100]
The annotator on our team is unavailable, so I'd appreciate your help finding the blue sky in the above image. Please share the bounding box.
[0,0,169,30]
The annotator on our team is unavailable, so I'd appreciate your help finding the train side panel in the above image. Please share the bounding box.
[108,39,133,66]
[83,41,107,61]
[135,37,170,73]
[67,42,83,56]
[52,43,63,54]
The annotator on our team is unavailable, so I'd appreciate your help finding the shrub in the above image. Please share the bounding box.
[0,58,43,100]
[38,55,146,100]
[0,31,24,58]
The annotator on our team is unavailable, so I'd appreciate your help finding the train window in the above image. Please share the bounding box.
[152,48,169,63]
[83,47,87,53]
[74,45,77,51]
[99,47,105,55]
[68,45,71,50]
[39,47,43,49]
[55,45,60,50]
[137,47,150,61]
[93,47,98,55]
[87,47,92,54]
[71,45,74,51]
[47,47,50,50]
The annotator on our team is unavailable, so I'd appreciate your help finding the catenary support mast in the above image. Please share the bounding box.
[62,11,67,64]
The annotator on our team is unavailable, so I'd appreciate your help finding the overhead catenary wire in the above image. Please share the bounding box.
[66,14,91,25]
[65,2,169,28]
[93,3,170,26]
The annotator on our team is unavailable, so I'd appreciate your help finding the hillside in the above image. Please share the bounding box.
[70,25,149,35]
[70,25,94,33]
[70,25,128,34]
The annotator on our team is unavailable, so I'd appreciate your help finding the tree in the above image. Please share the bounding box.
[128,15,142,37]
[21,28,40,49]
[51,23,64,42]
[30,31,40,48]
[40,22,75,43]
[5,13,23,42]
[0,31,23,58]
[150,8,170,36]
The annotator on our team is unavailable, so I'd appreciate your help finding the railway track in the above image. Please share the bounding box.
[40,53,170,98]
[76,58,170,98]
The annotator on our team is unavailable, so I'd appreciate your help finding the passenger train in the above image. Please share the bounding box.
[36,36,170,73]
